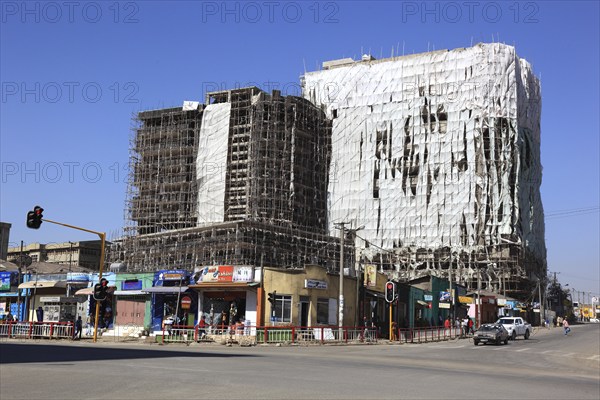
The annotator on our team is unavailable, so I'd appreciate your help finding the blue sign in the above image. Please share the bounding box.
[122,279,143,291]
[0,272,14,291]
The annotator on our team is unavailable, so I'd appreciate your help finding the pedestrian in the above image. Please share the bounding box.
[562,318,570,336]
[74,316,83,340]
[36,306,44,322]
[462,316,469,336]
[467,317,474,334]
[6,311,13,322]
[85,314,93,336]
[197,315,207,338]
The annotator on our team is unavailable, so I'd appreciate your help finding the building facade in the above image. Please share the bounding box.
[117,88,341,272]
[302,43,546,299]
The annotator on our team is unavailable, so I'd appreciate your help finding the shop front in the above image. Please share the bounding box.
[113,272,153,331]
[262,264,358,328]
[77,272,117,329]
[18,274,69,322]
[190,265,257,330]
[0,271,22,320]
[144,270,196,332]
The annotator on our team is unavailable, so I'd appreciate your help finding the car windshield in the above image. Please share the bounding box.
[498,319,514,324]
[478,325,499,332]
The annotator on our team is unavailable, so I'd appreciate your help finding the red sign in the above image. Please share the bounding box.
[180,296,192,310]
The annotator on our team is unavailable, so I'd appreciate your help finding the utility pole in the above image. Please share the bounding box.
[538,278,544,326]
[448,255,454,320]
[335,222,347,333]
[477,268,482,328]
[18,241,23,321]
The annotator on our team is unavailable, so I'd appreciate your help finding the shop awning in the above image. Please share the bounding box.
[18,281,67,289]
[74,286,116,296]
[113,290,146,296]
[416,300,429,306]
[142,286,189,294]
[189,282,250,289]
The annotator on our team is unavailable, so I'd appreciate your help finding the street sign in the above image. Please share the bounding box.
[180,295,192,309]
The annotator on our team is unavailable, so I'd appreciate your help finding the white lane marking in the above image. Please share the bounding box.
[514,348,530,352]
[586,355,600,361]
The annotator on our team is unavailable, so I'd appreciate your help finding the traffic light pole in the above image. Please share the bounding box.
[42,219,106,343]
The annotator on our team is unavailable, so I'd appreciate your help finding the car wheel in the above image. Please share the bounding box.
[496,338,501,345]
[524,330,530,340]
[511,331,516,341]
[504,337,509,345]
[473,340,479,346]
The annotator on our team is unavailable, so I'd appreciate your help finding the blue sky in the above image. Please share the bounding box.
[1,1,598,296]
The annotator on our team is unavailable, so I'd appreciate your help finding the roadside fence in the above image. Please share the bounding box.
[156,324,379,345]
[395,325,462,343]
[0,321,74,340]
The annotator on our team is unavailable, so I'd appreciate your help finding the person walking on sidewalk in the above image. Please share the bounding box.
[74,316,83,340]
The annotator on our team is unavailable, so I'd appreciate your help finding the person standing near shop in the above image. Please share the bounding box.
[85,314,92,336]
[36,306,43,322]
[73,316,83,340]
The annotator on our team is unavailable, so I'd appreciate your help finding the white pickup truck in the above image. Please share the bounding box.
[496,317,532,340]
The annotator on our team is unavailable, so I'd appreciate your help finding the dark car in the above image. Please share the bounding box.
[473,323,509,346]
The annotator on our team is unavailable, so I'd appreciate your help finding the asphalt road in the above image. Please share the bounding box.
[1,323,598,400]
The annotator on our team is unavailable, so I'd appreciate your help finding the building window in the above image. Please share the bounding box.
[273,295,292,323]
[316,298,329,325]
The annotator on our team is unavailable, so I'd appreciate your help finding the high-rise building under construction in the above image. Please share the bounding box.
[118,88,344,271]
[302,43,546,298]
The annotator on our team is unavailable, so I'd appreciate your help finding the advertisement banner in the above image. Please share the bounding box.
[439,291,451,302]
[197,266,254,283]
[232,266,254,282]
[0,272,12,291]
[364,264,377,287]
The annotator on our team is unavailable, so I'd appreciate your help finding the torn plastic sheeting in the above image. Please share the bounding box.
[303,43,545,262]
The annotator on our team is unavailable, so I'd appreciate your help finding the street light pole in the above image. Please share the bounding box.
[42,218,106,343]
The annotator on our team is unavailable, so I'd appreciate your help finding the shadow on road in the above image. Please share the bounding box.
[0,343,258,364]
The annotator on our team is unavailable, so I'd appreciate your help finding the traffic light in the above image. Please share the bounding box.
[385,281,396,303]
[26,206,44,229]
[268,291,277,306]
[93,278,109,301]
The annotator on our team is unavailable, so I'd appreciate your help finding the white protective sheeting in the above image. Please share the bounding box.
[303,43,545,262]
[196,102,231,225]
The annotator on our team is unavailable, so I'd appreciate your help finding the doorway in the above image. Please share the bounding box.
[300,296,309,327]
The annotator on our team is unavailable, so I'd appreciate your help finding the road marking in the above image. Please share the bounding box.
[540,350,553,354]
[586,355,600,361]
[514,348,530,352]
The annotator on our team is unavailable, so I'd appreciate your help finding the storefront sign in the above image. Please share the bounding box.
[439,303,450,309]
[197,266,253,283]
[180,296,192,310]
[122,279,143,291]
[364,264,377,287]
[0,272,12,291]
[497,298,506,306]
[305,279,327,289]
[458,296,473,304]
[424,294,433,302]
[66,272,90,282]
[41,297,61,303]
[163,273,183,280]
[439,291,451,302]
[232,266,254,282]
